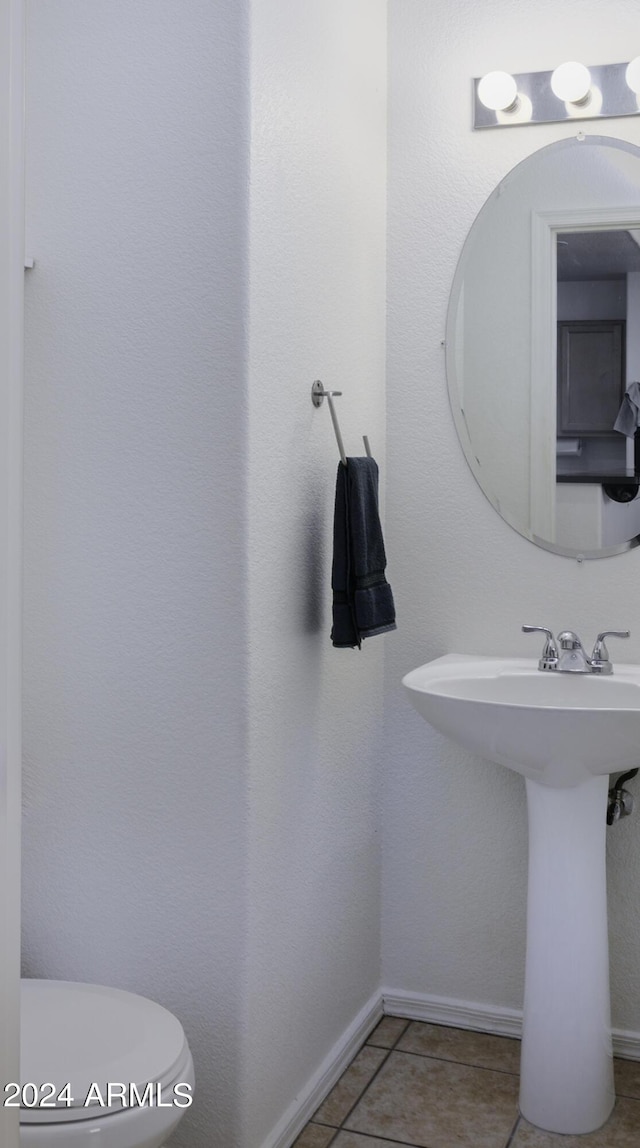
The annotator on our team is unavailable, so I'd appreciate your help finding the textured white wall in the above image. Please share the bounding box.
[22,3,387,1147]
[243,1,387,1143]
[385,0,640,1028]
[22,3,250,1145]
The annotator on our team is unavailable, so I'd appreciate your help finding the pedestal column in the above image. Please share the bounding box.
[520,774,614,1134]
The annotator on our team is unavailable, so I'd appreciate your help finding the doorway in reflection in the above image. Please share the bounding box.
[555,229,640,549]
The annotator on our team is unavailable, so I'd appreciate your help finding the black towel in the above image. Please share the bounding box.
[331,456,397,649]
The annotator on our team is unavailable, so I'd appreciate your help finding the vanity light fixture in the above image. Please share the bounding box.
[477,71,519,112]
[474,58,640,128]
[550,61,592,104]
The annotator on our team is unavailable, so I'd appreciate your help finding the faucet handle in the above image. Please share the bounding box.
[522,625,558,671]
[591,630,630,673]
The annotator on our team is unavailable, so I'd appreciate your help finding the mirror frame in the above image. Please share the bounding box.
[445,135,640,560]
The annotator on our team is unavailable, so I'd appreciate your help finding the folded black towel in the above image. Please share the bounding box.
[331,456,397,649]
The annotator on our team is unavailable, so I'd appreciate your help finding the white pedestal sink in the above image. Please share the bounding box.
[402,654,640,1135]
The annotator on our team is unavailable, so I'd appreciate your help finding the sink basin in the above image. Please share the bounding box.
[402,653,640,788]
[402,652,640,1135]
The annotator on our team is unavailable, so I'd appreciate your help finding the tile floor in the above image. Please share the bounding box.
[293,1016,640,1148]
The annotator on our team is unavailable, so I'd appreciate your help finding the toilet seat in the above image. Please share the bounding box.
[20,979,192,1126]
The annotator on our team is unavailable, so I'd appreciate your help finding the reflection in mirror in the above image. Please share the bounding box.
[445,136,640,558]
[555,230,640,552]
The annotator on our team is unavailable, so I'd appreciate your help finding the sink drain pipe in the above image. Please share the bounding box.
[607,769,638,825]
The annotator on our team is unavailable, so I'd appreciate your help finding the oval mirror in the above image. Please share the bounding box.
[446,135,640,558]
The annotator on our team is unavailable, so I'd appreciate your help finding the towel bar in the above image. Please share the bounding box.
[311,380,372,465]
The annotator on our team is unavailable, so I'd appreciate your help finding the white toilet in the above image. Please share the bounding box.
[19,980,195,1147]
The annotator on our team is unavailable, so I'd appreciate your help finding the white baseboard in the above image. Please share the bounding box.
[612,1029,640,1062]
[382,987,640,1062]
[382,988,523,1038]
[259,989,383,1148]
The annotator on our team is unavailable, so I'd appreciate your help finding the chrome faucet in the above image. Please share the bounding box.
[522,626,630,674]
[556,631,592,673]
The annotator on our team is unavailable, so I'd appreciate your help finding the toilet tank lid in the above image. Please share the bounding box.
[20,979,188,1119]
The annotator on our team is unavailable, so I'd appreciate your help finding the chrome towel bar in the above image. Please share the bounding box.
[311,380,372,466]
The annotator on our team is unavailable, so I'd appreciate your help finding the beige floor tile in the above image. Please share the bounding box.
[397,1021,521,1075]
[292,1123,337,1147]
[511,1096,640,1146]
[345,1049,519,1148]
[615,1057,640,1100]
[312,1045,388,1127]
[333,1133,420,1147]
[367,1016,410,1048]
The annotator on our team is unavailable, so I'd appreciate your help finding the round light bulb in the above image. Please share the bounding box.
[551,61,591,103]
[477,71,518,112]
[625,56,640,94]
